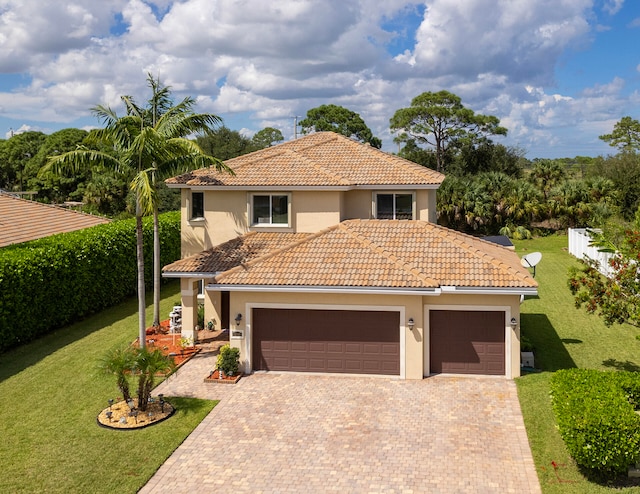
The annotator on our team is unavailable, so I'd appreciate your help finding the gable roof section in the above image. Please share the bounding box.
[163,231,313,276]
[0,193,110,248]
[166,220,537,292]
[166,132,445,189]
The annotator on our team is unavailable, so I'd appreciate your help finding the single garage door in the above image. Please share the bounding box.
[430,310,505,375]
[252,308,400,375]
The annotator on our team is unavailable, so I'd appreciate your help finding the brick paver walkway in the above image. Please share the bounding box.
[141,351,541,493]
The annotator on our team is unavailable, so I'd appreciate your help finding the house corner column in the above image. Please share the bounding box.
[180,278,198,346]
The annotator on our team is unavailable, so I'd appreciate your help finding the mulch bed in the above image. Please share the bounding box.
[97,398,175,430]
[136,320,201,368]
[204,369,242,384]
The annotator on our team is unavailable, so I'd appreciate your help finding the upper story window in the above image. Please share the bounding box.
[191,192,204,219]
[375,193,414,220]
[251,194,290,226]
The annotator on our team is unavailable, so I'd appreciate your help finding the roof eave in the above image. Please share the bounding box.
[165,183,442,191]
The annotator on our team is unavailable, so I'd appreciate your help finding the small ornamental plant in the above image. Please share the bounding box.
[217,344,240,376]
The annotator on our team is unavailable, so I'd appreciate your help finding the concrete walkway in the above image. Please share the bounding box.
[141,351,541,493]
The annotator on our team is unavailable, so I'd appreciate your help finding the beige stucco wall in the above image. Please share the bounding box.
[416,189,437,223]
[198,289,523,380]
[180,187,439,256]
[342,189,372,220]
[293,191,342,232]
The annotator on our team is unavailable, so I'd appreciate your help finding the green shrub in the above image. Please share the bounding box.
[216,344,240,376]
[0,211,180,352]
[550,368,640,479]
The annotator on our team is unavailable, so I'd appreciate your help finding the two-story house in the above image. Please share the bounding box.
[163,132,537,379]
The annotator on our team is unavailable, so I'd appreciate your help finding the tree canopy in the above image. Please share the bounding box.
[569,211,640,328]
[252,127,284,148]
[390,90,507,173]
[299,104,381,148]
[599,116,640,152]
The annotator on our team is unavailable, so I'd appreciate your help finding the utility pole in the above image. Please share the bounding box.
[293,116,301,140]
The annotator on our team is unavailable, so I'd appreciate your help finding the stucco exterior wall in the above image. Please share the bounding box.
[416,189,437,223]
[202,289,523,379]
[293,191,342,232]
[343,189,372,220]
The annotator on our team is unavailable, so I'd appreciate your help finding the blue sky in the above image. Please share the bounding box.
[0,0,639,159]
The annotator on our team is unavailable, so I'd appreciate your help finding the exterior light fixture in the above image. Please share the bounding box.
[235,313,243,326]
[408,318,415,330]
[510,317,517,329]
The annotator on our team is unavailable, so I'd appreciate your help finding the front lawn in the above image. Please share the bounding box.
[514,234,640,493]
[0,281,217,494]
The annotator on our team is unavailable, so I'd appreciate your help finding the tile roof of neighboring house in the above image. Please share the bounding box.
[0,193,110,248]
[165,220,537,290]
[163,232,313,275]
[166,132,445,188]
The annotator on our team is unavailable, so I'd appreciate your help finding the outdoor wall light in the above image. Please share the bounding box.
[408,318,415,330]
[510,317,518,329]
[235,313,243,326]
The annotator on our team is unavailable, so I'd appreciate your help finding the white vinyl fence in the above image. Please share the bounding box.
[568,228,614,278]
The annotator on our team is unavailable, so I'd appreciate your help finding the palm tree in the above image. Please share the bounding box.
[100,346,136,402]
[44,75,230,347]
[132,347,175,411]
[124,75,234,329]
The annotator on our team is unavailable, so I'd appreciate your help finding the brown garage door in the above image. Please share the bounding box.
[252,308,400,375]
[430,310,505,375]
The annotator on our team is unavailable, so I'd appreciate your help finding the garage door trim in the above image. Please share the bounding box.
[424,305,512,378]
[245,303,406,378]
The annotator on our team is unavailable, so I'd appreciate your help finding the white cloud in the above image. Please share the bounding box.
[0,0,636,159]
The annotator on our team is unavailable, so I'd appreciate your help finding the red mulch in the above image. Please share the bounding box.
[134,320,200,368]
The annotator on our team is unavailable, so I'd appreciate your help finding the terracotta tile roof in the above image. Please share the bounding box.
[166,132,445,188]
[167,220,537,290]
[0,193,110,248]
[163,231,313,275]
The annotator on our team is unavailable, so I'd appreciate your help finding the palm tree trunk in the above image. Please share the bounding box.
[136,198,146,348]
[152,205,161,327]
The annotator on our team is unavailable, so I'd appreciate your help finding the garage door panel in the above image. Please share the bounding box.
[430,310,505,376]
[253,308,399,375]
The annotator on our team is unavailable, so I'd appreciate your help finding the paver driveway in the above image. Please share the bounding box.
[141,352,540,493]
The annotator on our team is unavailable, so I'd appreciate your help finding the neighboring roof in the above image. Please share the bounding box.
[0,193,110,248]
[166,132,445,189]
[163,231,313,276]
[165,220,537,292]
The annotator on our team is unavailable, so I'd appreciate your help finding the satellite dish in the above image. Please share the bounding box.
[521,252,542,277]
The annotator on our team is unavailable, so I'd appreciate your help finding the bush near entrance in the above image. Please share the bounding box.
[550,369,640,479]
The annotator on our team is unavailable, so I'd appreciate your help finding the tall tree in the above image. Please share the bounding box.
[569,211,640,328]
[299,104,381,148]
[0,131,46,192]
[599,116,640,152]
[197,127,257,160]
[44,76,228,346]
[252,127,284,149]
[390,90,507,173]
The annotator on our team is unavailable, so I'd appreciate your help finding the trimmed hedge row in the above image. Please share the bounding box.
[551,368,640,478]
[0,211,181,352]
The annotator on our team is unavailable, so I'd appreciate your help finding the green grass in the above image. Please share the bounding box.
[0,281,217,493]
[514,234,640,493]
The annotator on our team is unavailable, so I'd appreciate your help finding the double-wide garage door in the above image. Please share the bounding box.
[252,308,400,375]
[430,310,505,376]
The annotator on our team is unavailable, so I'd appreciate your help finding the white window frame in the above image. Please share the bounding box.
[372,191,415,220]
[250,193,291,227]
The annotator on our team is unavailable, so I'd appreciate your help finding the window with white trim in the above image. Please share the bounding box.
[251,194,289,225]
[374,193,414,219]
[191,191,204,219]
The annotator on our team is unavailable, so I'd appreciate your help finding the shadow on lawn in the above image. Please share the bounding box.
[0,293,141,384]
[602,358,640,372]
[521,313,577,371]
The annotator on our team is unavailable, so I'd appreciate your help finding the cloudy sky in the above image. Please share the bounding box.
[0,0,638,158]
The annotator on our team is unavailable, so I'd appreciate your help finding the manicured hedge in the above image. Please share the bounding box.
[550,368,640,478]
[0,211,181,352]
